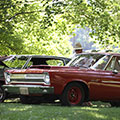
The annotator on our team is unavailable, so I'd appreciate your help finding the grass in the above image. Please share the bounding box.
[0,100,120,120]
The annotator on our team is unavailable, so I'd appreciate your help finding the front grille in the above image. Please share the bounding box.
[10,78,44,83]
[5,73,50,85]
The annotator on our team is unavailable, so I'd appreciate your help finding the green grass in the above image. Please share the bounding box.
[0,100,120,120]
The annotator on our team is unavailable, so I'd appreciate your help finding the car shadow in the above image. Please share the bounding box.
[4,99,115,108]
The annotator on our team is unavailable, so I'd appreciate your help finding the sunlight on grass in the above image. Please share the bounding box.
[90,112,107,119]
[81,107,99,111]
[1,102,120,120]
[4,98,20,103]
[8,105,32,111]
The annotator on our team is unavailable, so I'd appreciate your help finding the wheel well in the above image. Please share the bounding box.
[63,81,89,102]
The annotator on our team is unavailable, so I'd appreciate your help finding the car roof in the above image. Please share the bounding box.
[14,55,71,60]
[76,52,120,56]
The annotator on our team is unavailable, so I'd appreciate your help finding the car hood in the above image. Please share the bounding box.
[5,65,92,74]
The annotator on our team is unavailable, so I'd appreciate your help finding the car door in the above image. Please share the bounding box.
[89,69,115,100]
[89,55,112,100]
[99,56,120,100]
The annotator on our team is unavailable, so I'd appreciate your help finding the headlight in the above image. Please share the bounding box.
[4,72,10,83]
[44,74,50,85]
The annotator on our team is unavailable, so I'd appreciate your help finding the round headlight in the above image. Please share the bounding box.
[6,74,10,83]
[44,74,50,84]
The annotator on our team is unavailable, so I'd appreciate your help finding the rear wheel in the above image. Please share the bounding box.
[61,83,85,106]
[0,85,6,103]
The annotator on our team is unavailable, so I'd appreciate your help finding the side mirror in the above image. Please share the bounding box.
[113,70,118,74]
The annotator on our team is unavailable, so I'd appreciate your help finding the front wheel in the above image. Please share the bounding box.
[0,86,6,103]
[61,83,85,106]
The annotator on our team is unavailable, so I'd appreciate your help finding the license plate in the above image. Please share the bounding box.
[20,87,29,95]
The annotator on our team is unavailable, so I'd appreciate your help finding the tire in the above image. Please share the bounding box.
[61,83,85,106]
[0,85,6,103]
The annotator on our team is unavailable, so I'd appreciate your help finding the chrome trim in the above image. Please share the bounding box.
[3,84,51,88]
[3,84,54,95]
[10,74,45,79]
[91,79,99,82]
[10,81,46,84]
[102,81,120,84]
[5,72,50,85]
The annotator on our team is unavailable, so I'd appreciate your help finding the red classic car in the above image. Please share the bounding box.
[0,55,70,102]
[3,52,120,106]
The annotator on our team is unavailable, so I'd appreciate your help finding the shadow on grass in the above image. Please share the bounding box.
[1,100,120,120]
[4,98,112,108]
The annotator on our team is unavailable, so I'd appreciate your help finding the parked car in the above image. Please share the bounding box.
[4,52,120,106]
[0,55,71,102]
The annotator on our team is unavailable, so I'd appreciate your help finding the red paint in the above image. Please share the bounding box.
[5,63,120,101]
[68,86,82,105]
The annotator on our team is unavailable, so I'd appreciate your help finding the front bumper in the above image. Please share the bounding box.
[3,84,54,95]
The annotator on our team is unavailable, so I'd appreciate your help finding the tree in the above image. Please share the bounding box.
[1,0,120,55]
[62,0,120,49]
[0,0,25,55]
[0,0,73,56]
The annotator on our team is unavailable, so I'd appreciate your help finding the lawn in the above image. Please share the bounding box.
[0,100,120,120]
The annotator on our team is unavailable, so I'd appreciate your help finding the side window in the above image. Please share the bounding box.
[118,58,120,65]
[46,60,64,66]
[26,61,33,68]
[106,57,120,71]
[92,56,110,70]
[114,57,120,71]
[3,59,27,68]
[106,57,116,71]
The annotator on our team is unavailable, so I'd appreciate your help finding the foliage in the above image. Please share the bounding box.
[0,0,73,56]
[0,0,25,55]
[0,102,120,120]
[62,0,120,49]
[1,0,120,55]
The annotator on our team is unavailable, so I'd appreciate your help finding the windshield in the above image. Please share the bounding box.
[66,54,105,68]
[91,55,111,70]
[2,56,29,69]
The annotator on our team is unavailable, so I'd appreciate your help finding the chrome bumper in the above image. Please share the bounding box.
[3,84,54,95]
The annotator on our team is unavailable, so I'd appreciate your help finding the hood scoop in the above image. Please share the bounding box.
[30,65,51,69]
